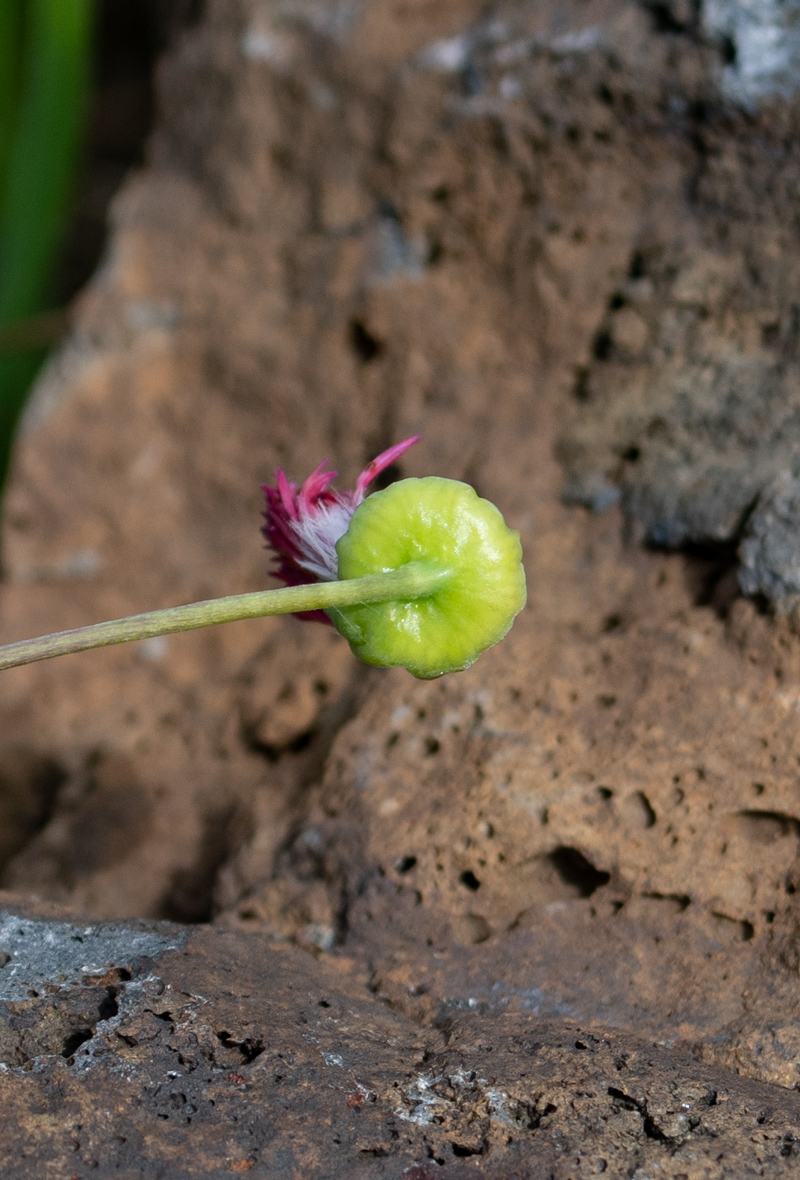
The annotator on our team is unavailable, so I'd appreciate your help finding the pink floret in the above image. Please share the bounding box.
[261,436,420,622]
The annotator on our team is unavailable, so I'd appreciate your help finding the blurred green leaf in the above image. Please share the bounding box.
[0,0,93,487]
[0,1,24,197]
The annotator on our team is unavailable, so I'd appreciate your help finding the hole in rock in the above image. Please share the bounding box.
[629,250,646,278]
[396,855,417,874]
[711,912,756,942]
[641,892,690,913]
[645,0,697,34]
[634,792,657,828]
[287,730,314,755]
[592,328,613,361]
[157,804,252,923]
[62,1027,94,1058]
[678,541,740,616]
[452,1141,486,1157]
[427,237,444,265]
[216,1030,265,1063]
[98,988,120,1021]
[719,33,736,65]
[0,747,67,873]
[732,811,800,845]
[349,319,383,363]
[549,847,610,897]
[460,870,481,892]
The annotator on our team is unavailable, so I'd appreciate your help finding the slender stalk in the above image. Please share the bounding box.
[0,561,452,672]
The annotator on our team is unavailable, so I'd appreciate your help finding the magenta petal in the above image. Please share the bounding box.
[353,436,421,502]
[276,470,299,520]
[261,436,423,625]
[298,461,338,514]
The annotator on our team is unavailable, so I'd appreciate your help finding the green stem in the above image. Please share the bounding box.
[0,561,451,672]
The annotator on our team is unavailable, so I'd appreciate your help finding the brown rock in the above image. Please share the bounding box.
[2,0,800,1172]
[2,897,800,1178]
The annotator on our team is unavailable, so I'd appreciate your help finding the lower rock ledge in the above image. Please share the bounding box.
[0,895,798,1179]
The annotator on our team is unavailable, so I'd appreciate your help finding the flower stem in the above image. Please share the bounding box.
[0,561,452,672]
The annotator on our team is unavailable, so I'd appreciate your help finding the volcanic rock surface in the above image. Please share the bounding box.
[3,892,800,1178]
[2,0,800,1174]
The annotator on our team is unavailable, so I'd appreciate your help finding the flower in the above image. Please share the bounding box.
[261,437,420,619]
[261,438,527,676]
[334,476,527,678]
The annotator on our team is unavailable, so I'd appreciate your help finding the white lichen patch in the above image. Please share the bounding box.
[704,0,800,106]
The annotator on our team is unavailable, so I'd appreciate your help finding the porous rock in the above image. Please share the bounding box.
[2,894,800,1178]
[2,0,800,1172]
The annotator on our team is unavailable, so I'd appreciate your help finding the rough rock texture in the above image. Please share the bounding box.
[559,215,800,581]
[4,0,800,1172]
[4,895,800,1178]
[556,4,800,599]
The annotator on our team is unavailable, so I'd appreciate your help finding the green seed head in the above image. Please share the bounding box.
[332,476,527,678]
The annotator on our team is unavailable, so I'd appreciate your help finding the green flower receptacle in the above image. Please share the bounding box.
[332,476,527,679]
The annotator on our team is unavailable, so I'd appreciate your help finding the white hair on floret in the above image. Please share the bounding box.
[291,500,354,581]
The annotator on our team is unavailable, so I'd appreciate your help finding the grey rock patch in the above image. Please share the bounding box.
[366,210,425,287]
[123,298,181,336]
[562,473,622,514]
[9,547,102,583]
[739,473,800,599]
[418,30,474,72]
[703,0,800,107]
[272,0,364,42]
[559,227,800,600]
[564,353,800,548]
[0,911,186,1003]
